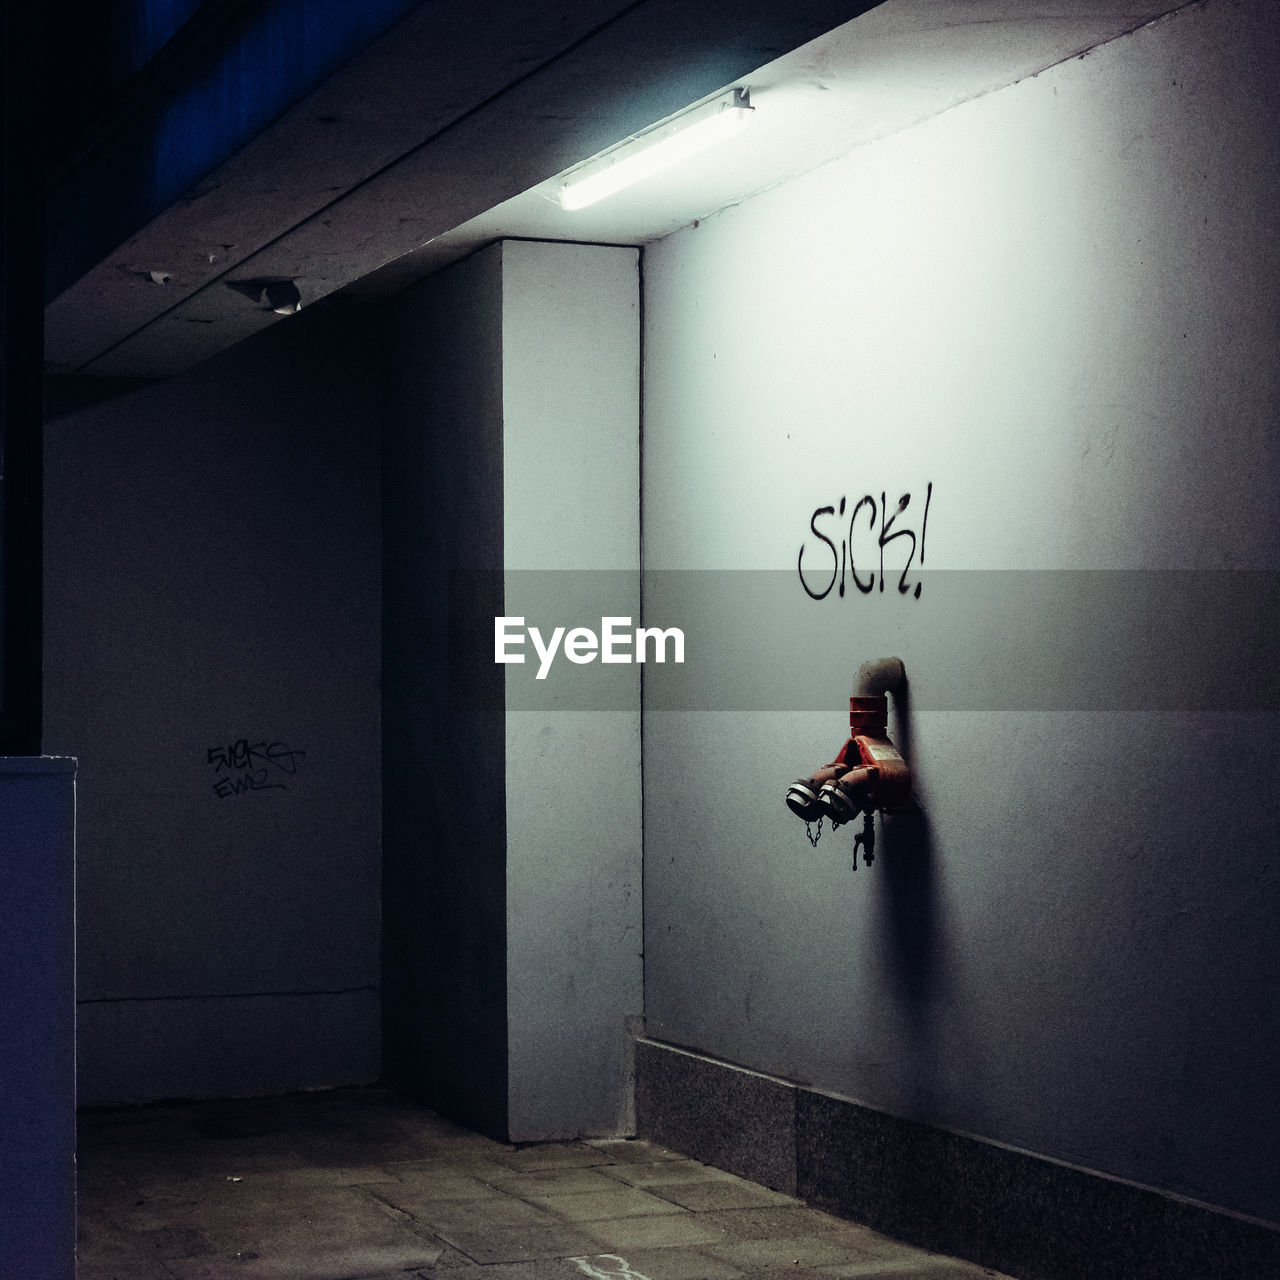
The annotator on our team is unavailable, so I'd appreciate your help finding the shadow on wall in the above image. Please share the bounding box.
[878,676,948,1116]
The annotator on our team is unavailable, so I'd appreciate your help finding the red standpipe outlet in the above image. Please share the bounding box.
[784,660,911,827]
[830,695,912,819]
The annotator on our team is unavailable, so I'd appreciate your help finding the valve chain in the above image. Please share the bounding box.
[806,809,877,870]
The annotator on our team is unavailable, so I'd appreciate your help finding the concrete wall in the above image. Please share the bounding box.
[45,309,382,1104]
[640,0,1280,1226]
[383,239,642,1141]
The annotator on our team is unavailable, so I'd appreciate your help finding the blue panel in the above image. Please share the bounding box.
[125,0,205,75]
[144,0,427,213]
[45,0,433,298]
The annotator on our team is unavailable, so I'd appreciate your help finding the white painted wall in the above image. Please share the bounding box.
[641,0,1280,1223]
[502,241,643,1139]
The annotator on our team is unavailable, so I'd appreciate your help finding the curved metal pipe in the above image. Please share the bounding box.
[853,656,905,698]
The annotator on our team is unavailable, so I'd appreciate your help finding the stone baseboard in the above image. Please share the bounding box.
[635,1037,1280,1280]
[635,1036,798,1194]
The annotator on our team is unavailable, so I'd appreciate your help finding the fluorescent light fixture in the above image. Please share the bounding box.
[559,88,753,211]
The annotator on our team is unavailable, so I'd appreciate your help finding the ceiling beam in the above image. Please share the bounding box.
[46,0,882,378]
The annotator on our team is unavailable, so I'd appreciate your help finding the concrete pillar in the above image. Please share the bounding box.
[383,239,641,1140]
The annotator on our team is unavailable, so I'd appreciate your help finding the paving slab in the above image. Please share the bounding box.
[490,1142,616,1171]
[78,1103,208,1147]
[705,1233,907,1271]
[158,1192,446,1280]
[433,1221,604,1264]
[418,1131,521,1158]
[134,1224,219,1260]
[371,1166,515,1202]
[390,1190,559,1234]
[651,1182,802,1213]
[601,1160,745,1189]
[161,1234,444,1280]
[79,1138,230,1185]
[88,1142,309,1193]
[411,1258,594,1280]
[489,1167,637,1198]
[529,1186,691,1222]
[381,1152,524,1179]
[814,1262,1012,1278]
[581,1213,736,1252]
[76,1217,194,1280]
[291,1130,444,1167]
[231,1160,409,1189]
[77,1090,1021,1280]
[419,1242,487,1269]
[698,1207,881,1242]
[574,1246,749,1280]
[585,1138,687,1164]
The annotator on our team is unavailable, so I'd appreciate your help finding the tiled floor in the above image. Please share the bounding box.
[77,1090,1018,1280]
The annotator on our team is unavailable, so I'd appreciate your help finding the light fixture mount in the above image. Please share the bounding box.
[226,277,303,315]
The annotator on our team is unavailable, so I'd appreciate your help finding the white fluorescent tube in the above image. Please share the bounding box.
[560,89,753,211]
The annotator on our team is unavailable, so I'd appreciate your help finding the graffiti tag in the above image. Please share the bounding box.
[207,738,306,798]
[798,482,932,600]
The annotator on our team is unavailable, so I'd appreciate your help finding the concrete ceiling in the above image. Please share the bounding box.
[45,0,1184,379]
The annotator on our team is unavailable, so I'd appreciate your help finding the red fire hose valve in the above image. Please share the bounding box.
[784,661,912,851]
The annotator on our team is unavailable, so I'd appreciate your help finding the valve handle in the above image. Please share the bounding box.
[852,809,876,869]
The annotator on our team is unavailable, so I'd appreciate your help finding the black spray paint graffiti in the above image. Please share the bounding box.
[207,738,306,798]
[798,483,932,600]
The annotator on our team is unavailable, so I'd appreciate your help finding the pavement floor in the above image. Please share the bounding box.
[77,1089,1020,1280]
